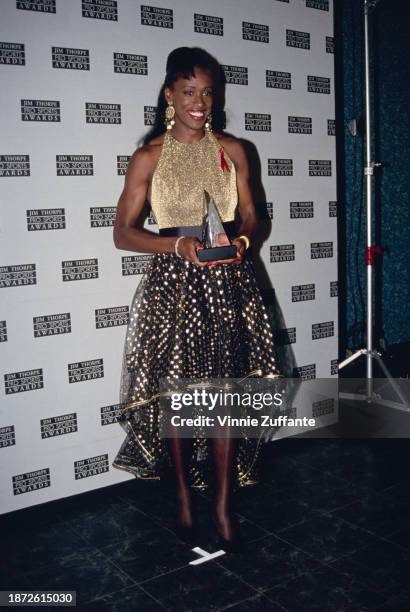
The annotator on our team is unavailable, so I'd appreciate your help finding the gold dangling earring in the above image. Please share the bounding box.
[165,104,175,130]
[205,113,212,132]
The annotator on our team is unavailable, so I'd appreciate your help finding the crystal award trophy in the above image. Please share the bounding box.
[197,190,237,262]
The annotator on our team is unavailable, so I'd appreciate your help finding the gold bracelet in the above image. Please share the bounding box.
[174,236,185,258]
[237,234,250,250]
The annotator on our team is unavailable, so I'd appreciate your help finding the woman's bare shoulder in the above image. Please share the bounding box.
[212,132,246,165]
[127,134,165,178]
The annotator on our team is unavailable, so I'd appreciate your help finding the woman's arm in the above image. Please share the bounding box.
[223,137,258,242]
[205,135,257,267]
[113,146,177,254]
[114,146,208,265]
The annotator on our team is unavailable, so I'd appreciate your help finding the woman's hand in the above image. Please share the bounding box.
[177,236,246,268]
[176,236,209,267]
[206,237,246,269]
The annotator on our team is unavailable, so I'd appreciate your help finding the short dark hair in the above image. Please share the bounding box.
[141,47,226,145]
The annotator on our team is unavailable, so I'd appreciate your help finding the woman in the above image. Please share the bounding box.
[112,47,281,548]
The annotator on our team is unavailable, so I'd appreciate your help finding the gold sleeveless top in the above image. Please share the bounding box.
[150,129,238,229]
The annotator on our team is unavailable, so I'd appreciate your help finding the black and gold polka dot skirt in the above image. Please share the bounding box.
[112,252,281,489]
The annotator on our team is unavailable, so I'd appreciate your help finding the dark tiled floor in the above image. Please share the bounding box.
[1,438,409,611]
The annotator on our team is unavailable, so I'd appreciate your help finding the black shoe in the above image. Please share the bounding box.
[216,532,243,553]
[174,520,198,546]
[210,508,242,553]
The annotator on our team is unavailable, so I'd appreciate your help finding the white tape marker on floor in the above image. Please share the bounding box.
[189,546,226,565]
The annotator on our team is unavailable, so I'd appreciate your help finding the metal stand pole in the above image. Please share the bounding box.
[338,0,409,412]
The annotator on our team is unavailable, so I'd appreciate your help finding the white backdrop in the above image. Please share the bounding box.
[0,0,337,514]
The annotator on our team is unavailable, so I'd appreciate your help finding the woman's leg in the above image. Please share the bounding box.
[211,436,237,541]
[167,437,194,528]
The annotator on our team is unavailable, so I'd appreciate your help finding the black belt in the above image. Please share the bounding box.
[159,221,237,240]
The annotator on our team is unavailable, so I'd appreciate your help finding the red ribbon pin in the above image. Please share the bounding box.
[219,147,230,172]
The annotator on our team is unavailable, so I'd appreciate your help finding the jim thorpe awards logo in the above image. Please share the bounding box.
[86,103,121,124]
[4,368,44,394]
[0,425,15,448]
[274,327,296,346]
[13,468,51,496]
[82,0,118,21]
[117,156,131,175]
[263,202,274,220]
[17,0,56,13]
[90,207,116,227]
[101,403,122,426]
[27,208,66,230]
[268,159,293,176]
[331,358,338,375]
[288,116,312,134]
[328,119,336,136]
[0,155,30,177]
[266,70,291,90]
[194,13,223,36]
[290,201,314,218]
[56,155,93,176]
[95,306,129,328]
[270,245,295,263]
[312,321,334,340]
[311,242,333,258]
[0,264,36,288]
[0,42,25,65]
[330,281,338,297]
[308,76,331,95]
[309,160,332,176]
[307,0,329,11]
[245,113,271,132]
[33,313,71,337]
[52,47,90,70]
[312,398,334,418]
[242,22,269,43]
[329,201,337,217]
[286,29,310,50]
[0,320,7,342]
[221,65,248,86]
[326,36,335,54]
[144,106,156,125]
[140,5,173,28]
[75,454,109,479]
[293,364,316,380]
[114,53,148,75]
[292,284,315,302]
[62,259,99,281]
[41,413,78,439]
[122,255,153,275]
[21,100,60,122]
[68,359,104,383]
